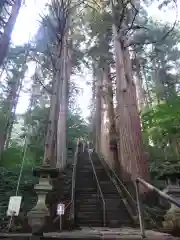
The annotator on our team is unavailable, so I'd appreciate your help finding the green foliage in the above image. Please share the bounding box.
[0,142,35,168]
[23,106,49,164]
[134,21,180,102]
[142,97,180,176]
[21,105,90,163]
[85,8,113,68]
[142,97,180,145]
[0,167,38,228]
[67,112,90,148]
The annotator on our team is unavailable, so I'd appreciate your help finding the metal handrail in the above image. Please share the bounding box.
[70,139,80,222]
[97,153,159,226]
[98,152,136,205]
[97,153,136,220]
[135,177,180,239]
[87,146,106,227]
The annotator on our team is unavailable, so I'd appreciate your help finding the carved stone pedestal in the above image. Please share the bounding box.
[27,164,58,234]
[160,172,180,232]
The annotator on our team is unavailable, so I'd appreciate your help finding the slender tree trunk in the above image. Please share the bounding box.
[152,55,165,103]
[4,75,23,149]
[134,57,145,111]
[100,71,109,162]
[95,69,102,153]
[142,65,152,106]
[91,67,97,145]
[0,72,23,159]
[0,0,22,67]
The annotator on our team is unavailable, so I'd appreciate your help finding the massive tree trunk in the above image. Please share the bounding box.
[56,35,71,169]
[112,20,149,186]
[43,2,71,169]
[0,0,22,67]
[100,65,119,169]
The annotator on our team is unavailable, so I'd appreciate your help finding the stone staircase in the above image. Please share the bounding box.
[74,146,136,228]
[75,150,103,227]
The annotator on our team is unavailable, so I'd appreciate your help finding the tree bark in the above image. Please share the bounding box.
[4,74,23,149]
[43,70,59,166]
[43,5,71,169]
[100,65,119,169]
[91,67,97,145]
[56,34,71,169]
[0,69,23,159]
[134,56,145,111]
[113,25,149,187]
[0,0,22,67]
[94,69,102,153]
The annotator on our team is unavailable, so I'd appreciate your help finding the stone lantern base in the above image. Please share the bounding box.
[159,172,180,233]
[27,164,59,234]
[163,211,180,232]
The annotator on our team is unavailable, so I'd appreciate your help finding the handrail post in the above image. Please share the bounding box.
[135,179,146,239]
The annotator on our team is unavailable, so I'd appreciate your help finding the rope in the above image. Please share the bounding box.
[7,98,33,232]
[7,135,29,232]
[15,135,28,196]
[14,40,33,197]
[6,41,34,232]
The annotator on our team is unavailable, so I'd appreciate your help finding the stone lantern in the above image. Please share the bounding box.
[159,171,180,232]
[27,164,59,234]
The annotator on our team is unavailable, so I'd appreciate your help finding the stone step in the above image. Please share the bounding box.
[76,203,100,207]
[76,195,99,198]
[77,165,100,169]
[103,192,119,195]
[76,218,102,222]
[76,206,100,210]
[74,151,135,228]
[76,220,102,225]
[76,211,100,215]
[75,185,97,189]
[75,188,97,192]
[76,173,94,177]
[76,203,100,208]
[77,208,101,212]
[75,185,96,188]
[77,212,102,217]
[76,201,100,205]
[4,228,177,239]
[75,181,96,185]
[76,222,102,226]
[76,195,98,198]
